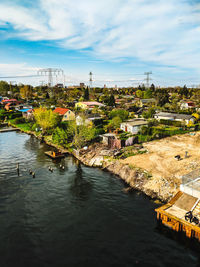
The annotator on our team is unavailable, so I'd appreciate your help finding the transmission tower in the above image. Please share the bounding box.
[89,71,93,89]
[37,68,64,87]
[144,71,152,88]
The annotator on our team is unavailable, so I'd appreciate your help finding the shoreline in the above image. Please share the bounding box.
[8,123,176,202]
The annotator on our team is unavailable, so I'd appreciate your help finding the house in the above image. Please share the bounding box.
[2,99,18,105]
[154,112,195,124]
[19,108,34,119]
[15,104,32,111]
[100,133,116,146]
[120,119,148,134]
[180,101,196,110]
[100,133,138,149]
[76,114,102,126]
[75,101,105,110]
[5,103,16,111]
[53,107,75,121]
[139,98,156,107]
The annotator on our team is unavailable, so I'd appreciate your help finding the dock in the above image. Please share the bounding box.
[0,127,20,133]
[45,151,65,159]
[155,191,200,241]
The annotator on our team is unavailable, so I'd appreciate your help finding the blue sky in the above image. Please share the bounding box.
[0,0,200,87]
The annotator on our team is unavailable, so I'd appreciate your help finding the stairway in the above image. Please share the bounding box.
[193,200,200,217]
[169,191,183,205]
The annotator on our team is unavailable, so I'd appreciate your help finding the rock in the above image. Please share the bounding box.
[89,156,104,167]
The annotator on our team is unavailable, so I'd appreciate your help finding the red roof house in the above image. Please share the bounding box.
[53,107,75,121]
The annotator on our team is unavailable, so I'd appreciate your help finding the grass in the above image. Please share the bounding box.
[8,119,33,132]
[15,123,32,132]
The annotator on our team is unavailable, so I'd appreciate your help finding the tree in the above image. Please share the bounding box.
[143,88,153,99]
[150,83,155,92]
[108,116,122,130]
[20,85,33,100]
[136,90,144,98]
[109,109,129,121]
[34,107,60,133]
[107,94,115,106]
[73,124,96,149]
[0,81,9,95]
[83,87,89,100]
[155,89,169,106]
[180,85,188,97]
[142,108,155,119]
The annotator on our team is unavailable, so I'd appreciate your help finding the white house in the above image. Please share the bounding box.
[180,101,195,110]
[154,112,195,124]
[120,119,148,134]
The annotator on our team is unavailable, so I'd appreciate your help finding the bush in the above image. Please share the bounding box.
[95,128,105,135]
[12,117,26,124]
[109,109,129,121]
[160,119,183,127]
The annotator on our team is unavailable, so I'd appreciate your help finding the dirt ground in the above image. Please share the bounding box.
[122,132,200,182]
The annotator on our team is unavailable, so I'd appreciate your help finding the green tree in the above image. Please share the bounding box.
[107,94,115,106]
[143,88,153,99]
[108,116,122,130]
[0,81,9,95]
[109,109,129,121]
[83,87,89,100]
[136,89,144,98]
[180,85,188,97]
[73,124,96,149]
[142,107,155,119]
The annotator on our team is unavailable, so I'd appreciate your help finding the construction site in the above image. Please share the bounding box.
[121,131,200,240]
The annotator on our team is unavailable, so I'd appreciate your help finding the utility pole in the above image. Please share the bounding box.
[37,68,64,87]
[89,71,93,89]
[37,68,64,97]
[144,71,152,88]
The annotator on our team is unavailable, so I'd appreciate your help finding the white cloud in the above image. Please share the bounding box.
[0,0,200,74]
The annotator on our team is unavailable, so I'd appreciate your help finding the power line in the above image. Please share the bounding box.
[0,75,40,79]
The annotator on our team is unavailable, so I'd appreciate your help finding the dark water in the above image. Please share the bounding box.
[0,132,199,267]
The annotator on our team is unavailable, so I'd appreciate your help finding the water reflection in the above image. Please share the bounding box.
[70,161,92,201]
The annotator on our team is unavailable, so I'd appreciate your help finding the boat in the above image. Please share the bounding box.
[44,150,65,159]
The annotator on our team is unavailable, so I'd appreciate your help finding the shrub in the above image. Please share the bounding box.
[12,117,26,124]
[109,109,129,121]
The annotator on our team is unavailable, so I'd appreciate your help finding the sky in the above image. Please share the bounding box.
[0,0,200,87]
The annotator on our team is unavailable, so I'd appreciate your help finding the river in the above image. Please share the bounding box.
[0,131,199,267]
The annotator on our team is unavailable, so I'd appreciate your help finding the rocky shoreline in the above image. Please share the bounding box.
[11,125,177,202]
[72,143,178,202]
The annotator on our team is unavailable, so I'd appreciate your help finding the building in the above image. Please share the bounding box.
[180,101,196,110]
[154,112,195,125]
[139,98,156,107]
[75,101,105,110]
[19,108,34,120]
[76,114,102,126]
[53,107,75,121]
[120,119,148,134]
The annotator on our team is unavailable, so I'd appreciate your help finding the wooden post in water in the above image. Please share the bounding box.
[16,163,19,176]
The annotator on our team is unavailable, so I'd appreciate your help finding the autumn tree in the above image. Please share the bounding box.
[34,107,60,133]
[20,85,33,100]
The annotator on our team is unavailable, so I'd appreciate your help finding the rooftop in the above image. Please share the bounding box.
[155,112,193,120]
[53,107,69,115]
[121,119,148,127]
[79,101,105,107]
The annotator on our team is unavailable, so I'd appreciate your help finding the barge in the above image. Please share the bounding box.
[156,169,200,241]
